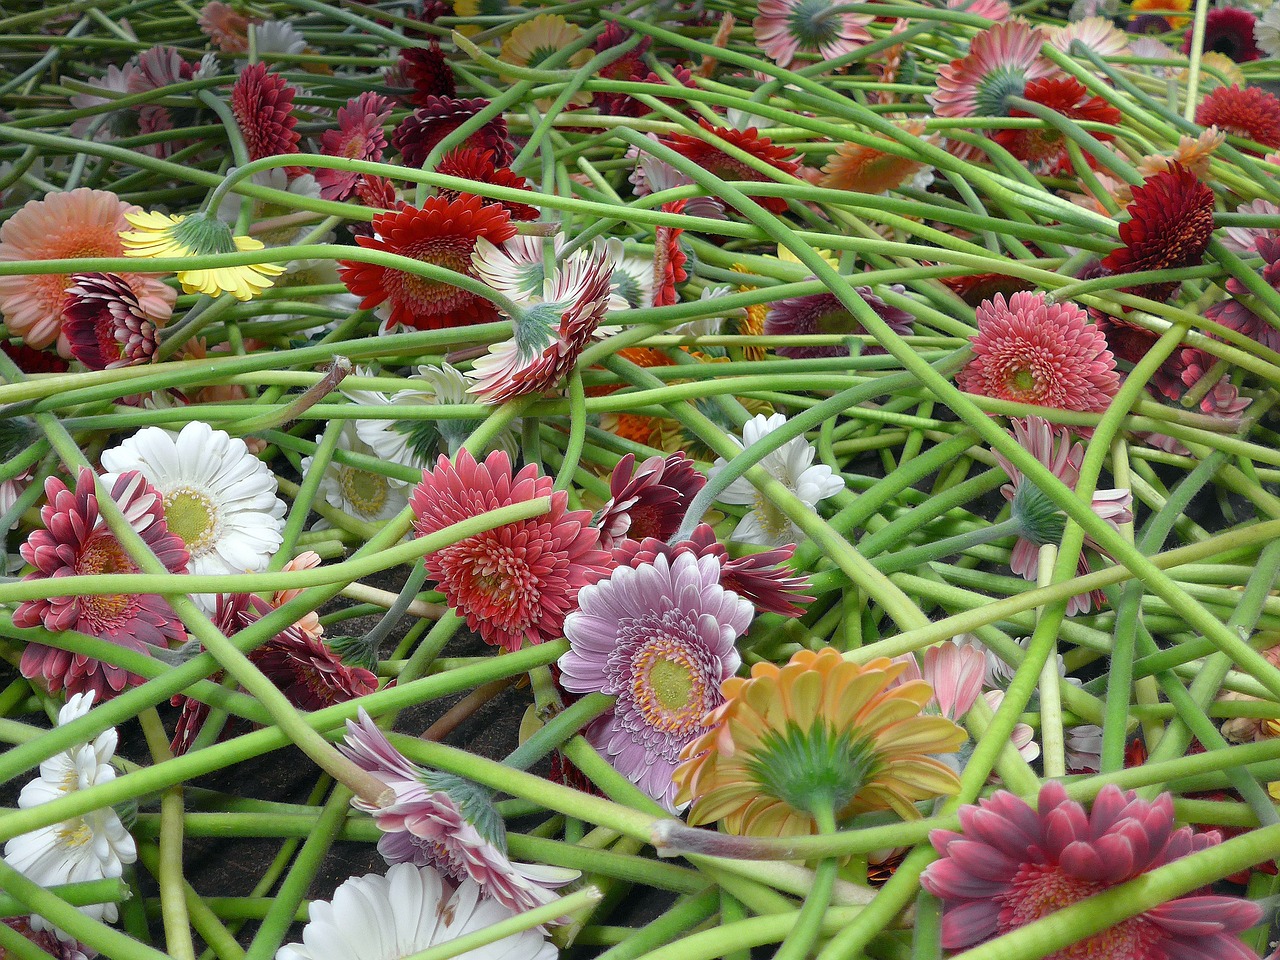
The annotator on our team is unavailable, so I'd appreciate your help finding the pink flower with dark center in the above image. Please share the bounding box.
[62,272,167,370]
[1182,6,1261,61]
[763,286,913,359]
[753,0,874,68]
[340,709,577,913]
[231,63,302,174]
[921,781,1263,958]
[594,452,707,552]
[993,416,1132,615]
[957,291,1119,412]
[16,469,189,700]
[409,449,613,652]
[393,96,512,169]
[614,521,814,617]
[317,92,393,201]
[559,551,753,811]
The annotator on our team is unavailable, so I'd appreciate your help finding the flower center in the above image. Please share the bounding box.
[164,487,219,555]
[75,532,141,623]
[57,816,95,848]
[787,0,842,47]
[626,503,665,541]
[1009,366,1038,394]
[629,636,712,733]
[337,464,390,518]
[751,488,793,541]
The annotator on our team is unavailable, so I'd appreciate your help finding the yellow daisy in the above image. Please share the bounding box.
[498,14,591,106]
[453,0,523,37]
[120,210,285,302]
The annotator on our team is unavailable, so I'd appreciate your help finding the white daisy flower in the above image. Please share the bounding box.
[301,422,407,527]
[275,862,558,960]
[1259,4,1280,57]
[3,693,137,934]
[99,420,286,588]
[709,413,844,547]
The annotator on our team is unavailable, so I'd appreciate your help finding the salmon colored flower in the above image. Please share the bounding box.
[1195,85,1280,151]
[820,125,931,194]
[930,21,1058,122]
[753,0,874,68]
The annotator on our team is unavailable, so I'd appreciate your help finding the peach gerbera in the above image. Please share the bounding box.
[0,188,175,352]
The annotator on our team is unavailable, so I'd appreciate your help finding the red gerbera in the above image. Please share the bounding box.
[395,40,457,104]
[1195,85,1280,151]
[1100,162,1215,302]
[409,449,613,652]
[1183,7,1261,62]
[62,272,165,370]
[393,96,512,168]
[337,194,516,330]
[594,452,707,551]
[995,76,1121,174]
[230,63,302,175]
[654,199,688,307]
[658,120,801,215]
[435,147,539,220]
[317,92,393,201]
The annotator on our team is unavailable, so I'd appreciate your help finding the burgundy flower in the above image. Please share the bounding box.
[62,272,166,369]
[1205,235,1280,354]
[594,452,707,551]
[1183,7,1261,62]
[393,96,512,169]
[230,63,302,175]
[764,286,913,359]
[394,40,456,104]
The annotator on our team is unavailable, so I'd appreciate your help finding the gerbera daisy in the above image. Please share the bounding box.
[1221,197,1280,253]
[393,40,456,105]
[337,195,515,331]
[0,188,175,352]
[120,209,286,301]
[594,452,706,552]
[467,238,619,403]
[230,62,302,172]
[763,286,914,360]
[1195,85,1280,150]
[452,0,524,38]
[947,0,1011,20]
[1184,7,1261,62]
[15,470,189,699]
[1205,234,1280,353]
[393,96,512,169]
[921,781,1263,957]
[300,422,408,527]
[708,412,844,547]
[628,136,727,221]
[3,692,137,930]
[658,121,802,215]
[198,0,253,53]
[2,917,94,959]
[1130,0,1190,29]
[340,711,577,912]
[653,200,689,307]
[929,21,1059,121]
[957,291,1118,411]
[752,0,874,68]
[98,420,287,586]
[993,416,1133,615]
[1137,127,1225,180]
[996,75,1121,173]
[820,124,932,194]
[409,449,612,652]
[674,648,965,835]
[271,550,325,641]
[1047,16,1131,55]
[61,272,165,370]
[1100,162,1215,301]
[435,147,539,221]
[471,233,569,303]
[276,863,558,960]
[1257,3,1280,59]
[316,92,393,202]
[559,551,752,811]
[890,640,987,721]
[499,14,592,105]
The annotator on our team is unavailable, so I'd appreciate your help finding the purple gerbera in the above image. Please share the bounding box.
[558,551,753,811]
[921,781,1263,958]
[763,286,913,359]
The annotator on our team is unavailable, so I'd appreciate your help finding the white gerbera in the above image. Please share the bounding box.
[1259,4,1280,57]
[276,862,557,960]
[301,422,407,526]
[3,693,137,933]
[709,413,844,547]
[100,420,286,582]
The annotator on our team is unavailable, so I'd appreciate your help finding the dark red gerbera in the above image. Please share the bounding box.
[62,272,163,369]
[1,340,69,374]
[1195,84,1280,151]
[594,452,707,551]
[435,147,539,220]
[995,76,1122,174]
[1182,7,1261,62]
[230,62,302,176]
[395,40,457,104]
[338,194,516,330]
[659,119,801,215]
[393,96,512,168]
[317,92,393,201]
[653,199,688,307]
[942,271,1038,306]
[1093,310,1190,400]
[1100,162,1215,302]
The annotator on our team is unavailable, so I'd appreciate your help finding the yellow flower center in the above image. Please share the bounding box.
[752,488,792,541]
[165,487,218,554]
[631,639,708,733]
[57,816,94,848]
[337,465,390,518]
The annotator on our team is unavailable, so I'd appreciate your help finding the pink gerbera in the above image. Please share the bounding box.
[930,21,1059,120]
[594,452,707,552]
[317,92,394,201]
[1205,235,1280,353]
[921,781,1263,958]
[0,188,176,352]
[993,416,1132,615]
[62,272,166,370]
[891,639,987,720]
[230,63,302,174]
[408,449,613,652]
[558,551,753,811]
[198,0,254,53]
[753,0,874,68]
[15,469,189,700]
[957,291,1119,412]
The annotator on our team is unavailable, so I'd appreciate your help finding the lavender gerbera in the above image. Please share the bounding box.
[558,551,753,811]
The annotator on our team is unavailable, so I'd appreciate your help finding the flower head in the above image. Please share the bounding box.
[276,862,559,960]
[409,449,612,652]
[499,14,592,105]
[1257,3,1280,59]
[301,422,408,526]
[1184,7,1261,62]
[559,551,753,811]
[1221,197,1280,253]
[3,693,137,931]
[340,711,576,913]
[658,121,801,215]
[921,781,1263,957]
[62,272,166,370]
[1138,127,1225,181]
[653,200,689,306]
[709,413,845,547]
[1195,85,1280,151]
[231,63,301,171]
[15,469,189,700]
[338,195,516,331]
[753,0,874,68]
[1205,235,1280,353]
[199,1,253,52]
[317,92,393,202]
[0,188,175,351]
[392,96,512,169]
[958,291,1118,411]
[120,209,286,301]
[820,125,931,195]
[930,21,1059,121]
[891,640,987,720]
[994,76,1121,173]
[436,148,539,221]
[1131,0,1189,28]
[595,452,707,552]
[763,286,913,360]
[675,648,966,835]
[1048,16,1130,55]
[394,40,456,105]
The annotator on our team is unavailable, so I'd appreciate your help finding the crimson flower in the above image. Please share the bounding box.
[1183,7,1261,62]
[654,199,688,307]
[317,92,393,201]
[435,148,539,221]
[394,40,456,104]
[1195,85,1280,151]
[995,76,1121,174]
[62,272,166,370]
[393,96,512,168]
[594,452,707,551]
[230,63,302,175]
[658,120,801,215]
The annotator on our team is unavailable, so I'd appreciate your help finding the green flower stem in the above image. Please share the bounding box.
[1036,544,1066,780]
[502,693,615,773]
[965,692,1039,796]
[274,418,343,565]
[555,370,588,492]
[772,807,839,960]
[591,891,720,960]
[0,879,130,918]
[134,845,245,960]
[871,517,1023,576]
[136,709,195,960]
[633,905,868,960]
[1182,0,1214,121]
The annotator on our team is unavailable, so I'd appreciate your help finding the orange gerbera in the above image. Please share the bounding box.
[821,123,931,194]
[674,648,965,836]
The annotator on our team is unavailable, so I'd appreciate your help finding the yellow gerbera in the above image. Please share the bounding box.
[453,0,522,37]
[674,648,965,836]
[120,210,285,302]
[498,15,591,106]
